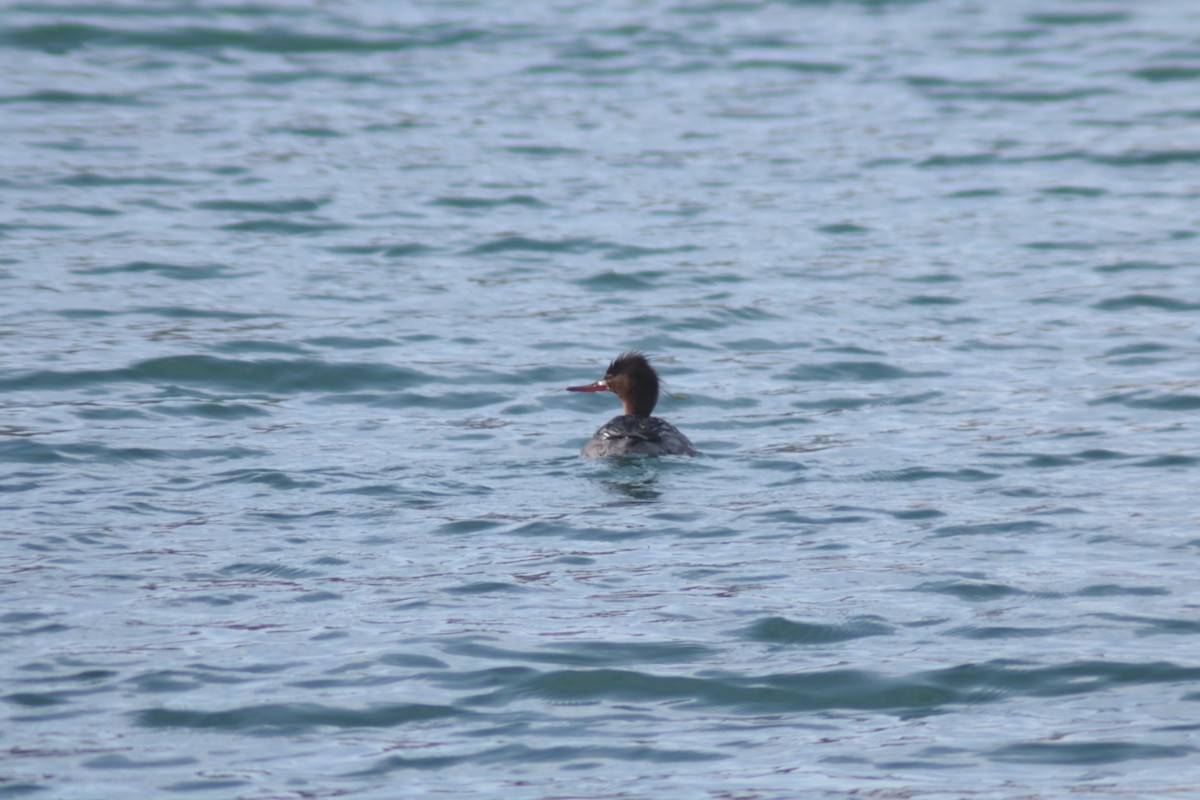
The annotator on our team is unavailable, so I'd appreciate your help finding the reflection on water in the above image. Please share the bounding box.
[597,459,665,503]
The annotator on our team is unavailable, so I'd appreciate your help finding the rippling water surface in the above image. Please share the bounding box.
[4,1,1200,797]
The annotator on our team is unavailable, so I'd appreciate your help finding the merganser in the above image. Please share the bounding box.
[566,351,697,457]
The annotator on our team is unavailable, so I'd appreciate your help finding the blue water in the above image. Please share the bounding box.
[4,1,1200,797]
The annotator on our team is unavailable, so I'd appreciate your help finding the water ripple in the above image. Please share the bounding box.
[134,702,462,733]
[0,355,434,393]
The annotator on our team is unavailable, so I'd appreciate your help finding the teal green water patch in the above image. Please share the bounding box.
[732,59,847,74]
[506,519,656,541]
[1040,185,1106,196]
[435,518,509,535]
[889,508,945,520]
[1133,66,1200,83]
[1023,240,1096,251]
[738,616,893,645]
[1092,150,1200,166]
[946,188,1004,198]
[445,581,526,595]
[1091,613,1200,635]
[379,654,448,670]
[212,469,324,490]
[0,780,47,796]
[1093,294,1200,311]
[604,243,700,260]
[945,625,1067,640]
[463,235,684,259]
[816,223,870,234]
[442,640,717,667]
[821,344,892,353]
[905,295,963,305]
[1026,12,1130,25]
[950,660,1200,698]
[467,235,596,255]
[221,219,349,234]
[0,439,262,464]
[357,118,424,133]
[324,243,437,257]
[193,197,329,213]
[0,22,495,55]
[323,483,411,498]
[1130,455,1199,468]
[1072,448,1129,461]
[913,581,1028,602]
[344,753,464,773]
[29,139,135,154]
[925,88,1114,103]
[20,666,117,686]
[0,90,147,105]
[1094,260,1173,273]
[0,355,436,394]
[136,306,281,320]
[133,702,462,734]
[1075,584,1168,598]
[1090,391,1200,411]
[6,691,72,708]
[52,172,194,186]
[0,438,73,464]
[431,194,547,209]
[26,204,121,216]
[382,243,438,257]
[267,126,343,138]
[1104,343,1171,357]
[0,612,59,625]
[247,69,363,85]
[9,666,118,700]
[502,145,584,157]
[904,76,995,89]
[449,664,998,716]
[74,261,238,280]
[919,153,999,168]
[211,339,309,355]
[1018,453,1080,468]
[990,741,1192,765]
[575,270,665,291]
[933,520,1050,538]
[165,594,255,608]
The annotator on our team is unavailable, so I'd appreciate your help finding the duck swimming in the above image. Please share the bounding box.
[566,351,697,457]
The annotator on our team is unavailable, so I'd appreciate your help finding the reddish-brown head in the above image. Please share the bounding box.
[566,351,660,417]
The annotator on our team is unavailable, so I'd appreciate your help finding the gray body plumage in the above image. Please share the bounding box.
[581,414,697,457]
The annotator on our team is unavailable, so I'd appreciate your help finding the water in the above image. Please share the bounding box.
[3,1,1200,797]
